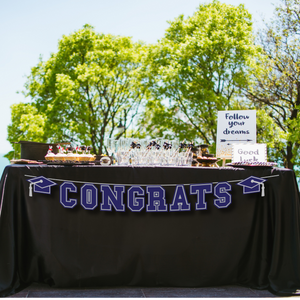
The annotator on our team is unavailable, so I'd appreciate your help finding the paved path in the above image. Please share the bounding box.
[8,283,279,298]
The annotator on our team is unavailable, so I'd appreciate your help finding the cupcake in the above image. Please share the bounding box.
[86,154,95,161]
[66,152,77,162]
[66,146,76,162]
[78,146,88,161]
[45,152,55,161]
[86,146,95,161]
[56,152,66,161]
[74,146,80,162]
[56,147,67,161]
[45,146,55,161]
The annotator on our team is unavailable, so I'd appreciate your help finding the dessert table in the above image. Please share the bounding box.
[0,164,300,296]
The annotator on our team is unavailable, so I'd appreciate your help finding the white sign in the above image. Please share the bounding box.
[232,144,267,163]
[216,110,256,159]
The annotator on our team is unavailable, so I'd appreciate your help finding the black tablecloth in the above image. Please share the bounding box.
[0,164,300,296]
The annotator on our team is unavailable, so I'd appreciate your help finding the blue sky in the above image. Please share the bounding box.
[0,0,279,159]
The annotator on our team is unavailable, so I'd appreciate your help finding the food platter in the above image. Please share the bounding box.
[197,157,218,164]
[197,157,218,167]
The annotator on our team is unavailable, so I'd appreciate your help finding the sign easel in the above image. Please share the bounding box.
[216,110,257,166]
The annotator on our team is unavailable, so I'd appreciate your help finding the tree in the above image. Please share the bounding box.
[245,0,300,169]
[137,0,261,145]
[19,24,148,155]
[5,103,47,160]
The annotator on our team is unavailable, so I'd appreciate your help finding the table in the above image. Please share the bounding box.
[0,164,300,296]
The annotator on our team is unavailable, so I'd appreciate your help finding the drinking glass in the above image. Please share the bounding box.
[105,138,115,156]
[117,150,130,165]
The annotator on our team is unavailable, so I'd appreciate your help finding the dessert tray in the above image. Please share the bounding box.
[226,162,277,168]
[46,160,95,165]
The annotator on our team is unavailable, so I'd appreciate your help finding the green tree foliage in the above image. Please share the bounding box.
[137,0,261,145]
[5,103,47,160]
[19,24,148,155]
[245,0,300,169]
[256,109,285,165]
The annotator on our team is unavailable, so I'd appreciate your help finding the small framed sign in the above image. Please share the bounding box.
[216,110,256,159]
[232,144,267,163]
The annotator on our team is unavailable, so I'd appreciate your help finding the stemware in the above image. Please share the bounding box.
[104,137,194,166]
[105,138,114,156]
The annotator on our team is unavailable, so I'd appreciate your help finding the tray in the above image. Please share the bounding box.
[10,159,44,165]
[226,162,277,168]
[47,160,95,165]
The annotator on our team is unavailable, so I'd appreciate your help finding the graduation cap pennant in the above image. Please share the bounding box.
[27,176,57,197]
[237,176,266,197]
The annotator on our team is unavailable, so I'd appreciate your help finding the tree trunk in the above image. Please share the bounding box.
[285,142,294,169]
[285,85,300,170]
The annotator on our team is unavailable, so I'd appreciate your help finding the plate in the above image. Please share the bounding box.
[10,159,43,164]
[226,162,277,168]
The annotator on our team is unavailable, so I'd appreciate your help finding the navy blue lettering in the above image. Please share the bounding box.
[81,184,98,210]
[214,182,231,208]
[60,182,77,209]
[100,185,125,211]
[190,184,212,210]
[170,185,190,211]
[146,186,168,212]
[128,186,145,212]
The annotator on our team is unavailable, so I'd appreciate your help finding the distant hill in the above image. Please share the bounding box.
[0,155,10,178]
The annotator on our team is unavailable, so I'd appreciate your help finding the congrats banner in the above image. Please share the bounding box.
[25,173,278,212]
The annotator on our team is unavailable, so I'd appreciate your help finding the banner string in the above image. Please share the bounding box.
[24,174,279,187]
